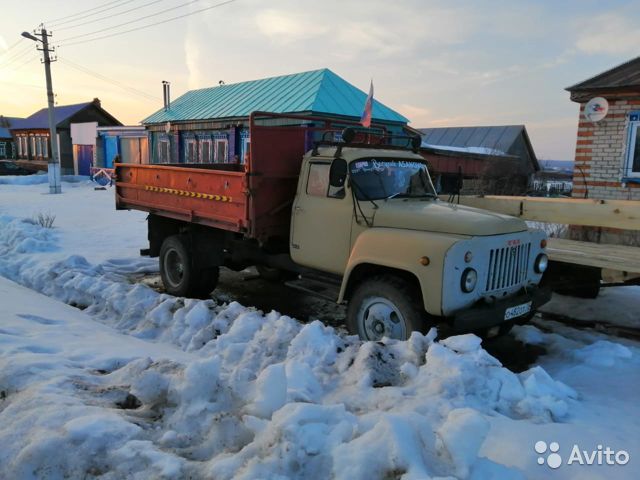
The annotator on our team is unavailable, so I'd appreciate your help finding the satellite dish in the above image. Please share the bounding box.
[584,97,609,123]
[164,121,171,134]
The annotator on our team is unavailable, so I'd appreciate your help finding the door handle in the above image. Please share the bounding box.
[294,206,305,213]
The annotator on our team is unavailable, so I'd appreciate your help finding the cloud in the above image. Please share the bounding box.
[575,13,640,55]
[255,9,328,44]
[184,32,203,90]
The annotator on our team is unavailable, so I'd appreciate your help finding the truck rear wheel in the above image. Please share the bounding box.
[347,277,426,341]
[159,235,219,298]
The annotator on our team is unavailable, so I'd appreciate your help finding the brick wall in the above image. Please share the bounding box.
[572,94,640,200]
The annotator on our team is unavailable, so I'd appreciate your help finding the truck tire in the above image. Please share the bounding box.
[159,235,219,298]
[347,276,426,341]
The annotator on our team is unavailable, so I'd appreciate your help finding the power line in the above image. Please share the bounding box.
[46,0,131,24]
[58,56,161,102]
[58,0,204,43]
[1,38,24,55]
[57,0,168,31]
[49,0,135,27]
[0,46,36,70]
[59,0,235,47]
[1,54,38,74]
[0,43,33,66]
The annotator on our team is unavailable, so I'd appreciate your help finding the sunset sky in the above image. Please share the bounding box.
[1,0,638,160]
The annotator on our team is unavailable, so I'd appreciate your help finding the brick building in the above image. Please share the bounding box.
[567,57,640,200]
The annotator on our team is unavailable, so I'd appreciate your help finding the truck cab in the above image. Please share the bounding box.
[288,133,550,340]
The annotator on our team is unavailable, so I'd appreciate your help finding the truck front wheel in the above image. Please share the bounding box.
[347,277,426,341]
[159,235,219,298]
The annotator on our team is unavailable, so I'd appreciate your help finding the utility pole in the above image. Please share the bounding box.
[22,27,61,194]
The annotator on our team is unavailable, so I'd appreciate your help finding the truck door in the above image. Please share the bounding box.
[290,161,352,274]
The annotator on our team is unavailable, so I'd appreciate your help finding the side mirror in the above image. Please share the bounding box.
[329,158,347,187]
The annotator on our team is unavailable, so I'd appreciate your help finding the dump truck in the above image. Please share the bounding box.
[115,112,550,340]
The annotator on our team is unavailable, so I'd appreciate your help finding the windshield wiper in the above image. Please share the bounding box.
[385,192,409,201]
[350,177,379,209]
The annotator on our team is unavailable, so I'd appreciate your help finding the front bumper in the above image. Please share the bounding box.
[452,286,551,332]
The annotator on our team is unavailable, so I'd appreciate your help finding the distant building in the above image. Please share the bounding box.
[0,116,23,160]
[417,125,540,194]
[141,68,408,165]
[532,160,573,196]
[10,99,121,174]
[96,126,149,168]
[566,56,640,200]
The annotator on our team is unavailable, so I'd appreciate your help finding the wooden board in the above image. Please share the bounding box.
[547,238,640,273]
[447,195,640,231]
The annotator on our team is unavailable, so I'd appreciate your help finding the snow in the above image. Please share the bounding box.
[0,179,638,479]
[540,286,640,329]
[421,142,506,157]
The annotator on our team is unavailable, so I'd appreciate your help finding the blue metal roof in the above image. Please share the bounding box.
[142,68,408,125]
[0,116,23,138]
[10,102,93,130]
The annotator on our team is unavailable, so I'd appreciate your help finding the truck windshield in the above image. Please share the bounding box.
[349,158,437,201]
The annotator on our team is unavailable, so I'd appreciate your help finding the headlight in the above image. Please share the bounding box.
[534,254,548,274]
[461,268,477,293]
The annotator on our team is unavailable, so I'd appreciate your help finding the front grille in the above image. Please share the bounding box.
[485,243,531,292]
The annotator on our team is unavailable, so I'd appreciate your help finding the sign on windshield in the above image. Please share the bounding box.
[349,158,436,201]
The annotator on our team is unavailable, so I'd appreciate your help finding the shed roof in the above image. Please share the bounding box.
[417,125,539,170]
[142,68,408,125]
[566,56,640,92]
[417,125,525,154]
[0,116,23,138]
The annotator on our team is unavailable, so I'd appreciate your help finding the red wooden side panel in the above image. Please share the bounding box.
[115,164,248,232]
[248,125,308,242]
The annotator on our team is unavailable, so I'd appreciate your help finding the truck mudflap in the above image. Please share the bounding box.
[452,286,552,332]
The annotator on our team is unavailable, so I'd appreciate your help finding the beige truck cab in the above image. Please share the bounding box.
[290,134,550,341]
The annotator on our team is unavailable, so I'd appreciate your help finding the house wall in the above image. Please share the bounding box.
[572,93,640,200]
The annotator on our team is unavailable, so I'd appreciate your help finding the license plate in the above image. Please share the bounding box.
[504,301,532,320]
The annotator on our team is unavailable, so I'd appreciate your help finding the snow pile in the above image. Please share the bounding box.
[0,319,576,479]
[0,173,87,185]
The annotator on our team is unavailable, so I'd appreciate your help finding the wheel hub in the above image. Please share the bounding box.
[165,249,185,287]
[359,296,407,341]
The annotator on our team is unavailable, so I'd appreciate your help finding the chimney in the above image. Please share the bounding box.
[93,98,101,107]
[162,80,171,111]
[162,81,167,111]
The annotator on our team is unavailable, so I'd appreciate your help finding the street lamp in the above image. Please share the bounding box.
[22,29,61,194]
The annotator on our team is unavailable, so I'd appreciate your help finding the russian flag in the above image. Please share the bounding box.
[360,80,373,128]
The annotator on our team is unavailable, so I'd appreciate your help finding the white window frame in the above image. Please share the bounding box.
[242,138,250,164]
[214,138,228,163]
[31,137,36,157]
[624,118,640,178]
[200,139,212,163]
[158,139,171,163]
[42,137,48,158]
[21,137,28,157]
[184,138,197,163]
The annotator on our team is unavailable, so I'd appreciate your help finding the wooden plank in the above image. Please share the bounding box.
[447,195,640,231]
[547,238,640,273]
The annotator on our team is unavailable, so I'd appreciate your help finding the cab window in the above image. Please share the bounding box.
[306,163,345,198]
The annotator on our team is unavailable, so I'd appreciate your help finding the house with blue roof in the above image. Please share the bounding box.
[142,68,409,165]
[0,116,23,160]
[11,98,121,174]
